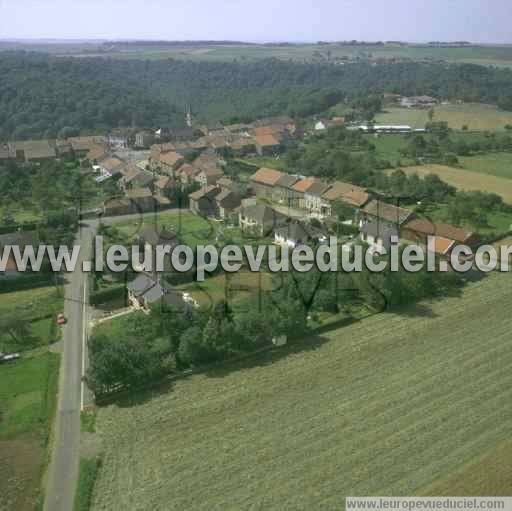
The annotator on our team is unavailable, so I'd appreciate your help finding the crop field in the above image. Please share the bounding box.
[397,164,512,203]
[22,42,512,67]
[375,103,512,131]
[91,272,512,510]
[459,153,512,179]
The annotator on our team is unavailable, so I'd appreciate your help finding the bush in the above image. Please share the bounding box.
[89,285,126,307]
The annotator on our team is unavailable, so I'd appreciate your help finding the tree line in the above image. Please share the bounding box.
[3,52,512,140]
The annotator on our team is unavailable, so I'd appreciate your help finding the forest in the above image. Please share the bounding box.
[2,52,512,140]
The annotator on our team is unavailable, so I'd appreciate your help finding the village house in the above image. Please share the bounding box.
[321,181,370,217]
[214,190,242,220]
[291,177,322,210]
[133,225,179,274]
[67,136,107,158]
[120,167,155,191]
[154,176,176,198]
[86,145,107,164]
[359,199,414,250]
[224,123,251,135]
[217,177,234,191]
[400,95,437,108]
[0,231,39,278]
[360,199,415,229]
[55,140,73,158]
[103,198,132,217]
[360,220,399,252]
[189,186,221,217]
[193,150,224,172]
[274,221,312,249]
[165,127,198,141]
[216,176,245,196]
[314,117,345,131]
[135,131,155,149]
[255,135,282,156]
[97,157,125,179]
[229,136,256,156]
[158,151,185,176]
[253,115,296,135]
[196,167,224,188]
[125,188,157,213]
[108,128,136,149]
[304,180,332,217]
[401,218,478,256]
[250,167,284,199]
[199,122,226,137]
[175,163,201,186]
[272,174,300,205]
[15,140,57,163]
[0,143,17,163]
[127,274,194,312]
[239,204,289,237]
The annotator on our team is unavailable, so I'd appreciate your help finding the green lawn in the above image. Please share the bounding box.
[0,350,60,510]
[375,107,430,129]
[0,205,43,224]
[0,285,64,352]
[364,134,410,164]
[92,272,512,509]
[0,285,64,319]
[114,211,217,248]
[0,350,59,439]
[421,203,512,236]
[177,270,272,309]
[237,155,289,172]
[459,153,512,180]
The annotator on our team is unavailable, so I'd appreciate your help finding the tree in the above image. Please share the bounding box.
[177,326,208,366]
[87,334,168,394]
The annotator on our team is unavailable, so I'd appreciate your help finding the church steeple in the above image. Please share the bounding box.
[186,105,193,128]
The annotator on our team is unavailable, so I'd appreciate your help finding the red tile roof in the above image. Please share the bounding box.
[251,167,284,186]
[403,218,474,243]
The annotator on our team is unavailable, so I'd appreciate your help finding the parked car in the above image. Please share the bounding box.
[57,313,67,325]
[0,352,20,363]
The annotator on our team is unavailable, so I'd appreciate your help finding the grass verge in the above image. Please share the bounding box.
[73,457,102,511]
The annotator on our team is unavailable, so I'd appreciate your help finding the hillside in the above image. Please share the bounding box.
[91,272,512,510]
[3,53,512,140]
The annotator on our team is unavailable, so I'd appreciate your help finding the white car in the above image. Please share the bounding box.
[0,353,20,363]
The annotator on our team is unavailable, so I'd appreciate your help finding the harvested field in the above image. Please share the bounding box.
[92,272,512,510]
[376,103,512,131]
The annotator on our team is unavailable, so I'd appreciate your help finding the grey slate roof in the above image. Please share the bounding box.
[240,204,287,225]
[137,226,177,246]
[362,200,413,225]
[0,230,38,248]
[305,181,330,197]
[361,220,399,239]
[127,274,157,297]
[275,222,311,242]
[275,174,299,189]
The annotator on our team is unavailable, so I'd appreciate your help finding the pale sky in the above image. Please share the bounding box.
[0,0,511,43]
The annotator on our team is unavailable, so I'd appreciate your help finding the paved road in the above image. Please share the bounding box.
[43,211,177,510]
[44,221,95,511]
[42,208,252,509]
